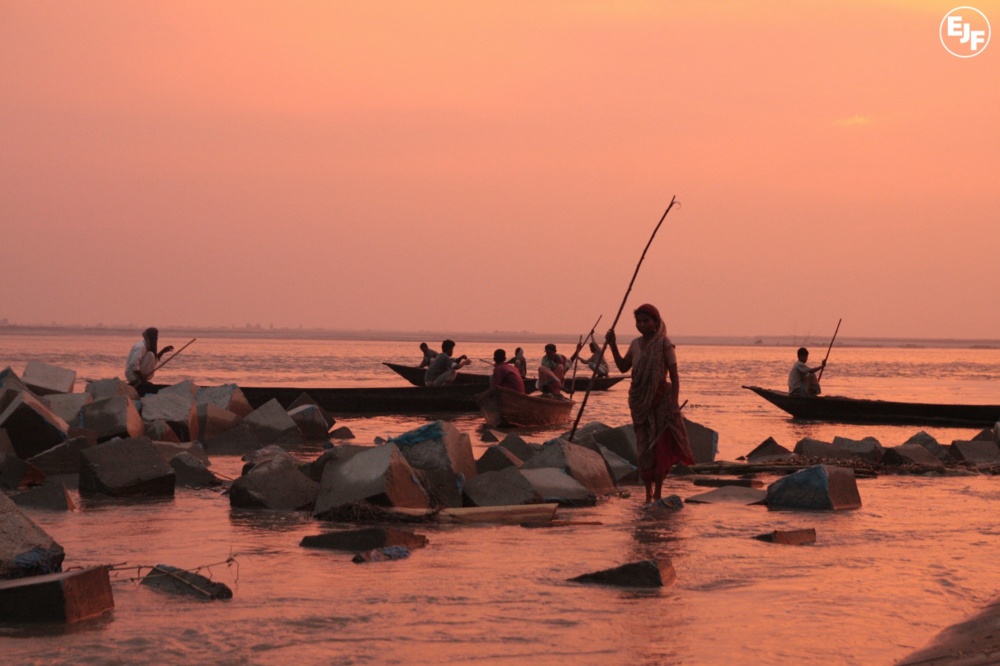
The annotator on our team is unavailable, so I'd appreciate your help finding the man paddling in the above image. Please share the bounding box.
[788,347,825,397]
[125,327,174,396]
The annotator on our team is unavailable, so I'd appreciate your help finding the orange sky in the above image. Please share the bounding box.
[1,1,997,339]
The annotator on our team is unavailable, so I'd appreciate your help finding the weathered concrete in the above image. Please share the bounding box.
[27,435,96,476]
[684,417,719,464]
[0,491,65,579]
[141,391,198,442]
[196,403,241,444]
[971,426,996,442]
[287,392,336,429]
[475,444,524,474]
[299,449,341,483]
[242,399,303,447]
[903,431,949,460]
[43,392,93,427]
[745,437,794,463]
[766,465,862,511]
[951,439,1000,464]
[12,482,77,511]
[0,366,28,395]
[84,377,138,401]
[793,437,855,461]
[388,421,477,481]
[229,446,318,510]
[0,566,113,622]
[522,439,617,495]
[693,477,765,488]
[79,436,176,498]
[22,361,76,396]
[141,564,232,600]
[495,433,541,463]
[587,423,637,465]
[754,528,817,545]
[314,444,429,520]
[288,404,330,440]
[79,395,144,442]
[144,419,180,443]
[569,559,676,588]
[463,466,540,507]
[300,527,429,551]
[419,468,464,508]
[519,468,596,506]
[881,443,946,469]
[203,423,263,457]
[596,443,637,484]
[157,380,200,399]
[153,441,210,467]
[685,486,767,505]
[832,435,884,463]
[170,452,221,488]
[195,384,253,418]
[0,391,70,459]
[0,450,46,490]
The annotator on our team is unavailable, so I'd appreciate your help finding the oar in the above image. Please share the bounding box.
[568,197,680,441]
[154,338,196,372]
[817,319,841,381]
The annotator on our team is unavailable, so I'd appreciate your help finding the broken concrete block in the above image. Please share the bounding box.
[420,468,464,508]
[569,559,675,588]
[832,436,884,463]
[475,445,524,475]
[588,423,637,465]
[156,380,200,399]
[12,482,77,511]
[300,527,429,551]
[229,446,318,510]
[496,433,541,463]
[0,391,70,459]
[79,395,144,442]
[0,566,113,622]
[521,439,617,495]
[141,564,232,600]
[0,451,46,490]
[144,419,180,443]
[314,444,429,520]
[766,465,862,511]
[153,441,210,467]
[27,436,96,476]
[755,528,817,545]
[881,443,945,469]
[519,468,596,507]
[971,427,996,442]
[951,440,1000,464]
[329,426,354,440]
[463,466,540,507]
[299,449,341,483]
[85,378,138,401]
[79,436,176,498]
[196,403,240,444]
[170,452,221,488]
[903,431,949,460]
[22,361,77,396]
[0,367,28,395]
[242,399,303,446]
[352,546,411,563]
[685,486,767,505]
[43,392,93,427]
[793,437,854,461]
[387,421,477,481]
[202,423,263,457]
[288,404,329,441]
[0,491,65,579]
[745,437,794,463]
[684,417,718,464]
[287,392,336,429]
[195,384,253,418]
[597,444,637,484]
[141,391,198,442]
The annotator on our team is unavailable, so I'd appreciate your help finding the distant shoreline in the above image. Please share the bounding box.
[1,324,997,350]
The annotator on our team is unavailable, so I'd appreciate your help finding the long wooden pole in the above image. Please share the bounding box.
[568,197,679,441]
[817,319,841,381]
[154,338,196,372]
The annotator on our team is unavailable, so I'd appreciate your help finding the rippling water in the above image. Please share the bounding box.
[2,332,1000,665]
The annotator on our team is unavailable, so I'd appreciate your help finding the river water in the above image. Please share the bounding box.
[2,332,1000,665]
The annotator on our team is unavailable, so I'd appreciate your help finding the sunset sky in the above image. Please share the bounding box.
[2,1,997,339]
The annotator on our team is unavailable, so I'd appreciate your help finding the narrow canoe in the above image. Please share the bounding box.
[383,362,626,393]
[475,386,575,427]
[743,385,1000,427]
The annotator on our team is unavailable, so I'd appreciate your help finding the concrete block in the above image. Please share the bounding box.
[521,439,617,495]
[685,486,766,505]
[287,392,335,429]
[832,436,884,463]
[793,437,854,461]
[766,465,862,511]
[0,491,65,579]
[419,468,464,508]
[43,392,93,427]
[79,395,144,442]
[27,436,96,476]
[22,361,77,396]
[242,399,303,446]
[745,437,793,463]
[0,566,113,622]
[0,366,28,395]
[684,417,718,464]
[903,431,949,460]
[387,421,477,480]
[881,443,945,469]
[157,380,199,398]
[301,527,429,551]
[496,433,541,463]
[145,419,180,443]
[475,445,524,474]
[84,378,138,401]
[951,440,1000,464]
[971,427,996,442]
[11,482,77,511]
[519,468,596,507]
[195,384,253,418]
[203,423,263,457]
[0,391,70,459]
[569,559,675,588]
[597,444,637,484]
[754,528,817,545]
[288,404,330,441]
[314,444,430,520]
[196,403,240,444]
[463,466,540,507]
[141,564,232,600]
[229,446,318,510]
[79,436,176,498]
[0,428,12,458]
[141,391,198,442]
[0,451,46,490]
[588,423,637,465]
[155,441,210,468]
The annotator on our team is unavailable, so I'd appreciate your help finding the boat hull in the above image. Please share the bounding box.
[476,386,575,427]
[383,362,625,394]
[743,385,1000,427]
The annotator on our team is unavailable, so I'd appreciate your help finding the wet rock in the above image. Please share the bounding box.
[684,418,718,464]
[754,528,817,545]
[569,559,676,588]
[832,436,884,463]
[242,399,303,447]
[0,491,65,579]
[745,437,794,463]
[329,426,354,440]
[27,435,97,476]
[0,391,70,459]
[0,566,113,622]
[203,423,263,457]
[685,486,766,505]
[22,361,76,396]
[43,392,93,427]
[79,436,176,498]
[141,391,198,442]
[522,439,617,495]
[387,421,477,480]
[170,452,221,488]
[141,564,232,600]
[793,437,854,461]
[314,444,429,520]
[79,395,144,442]
[0,451,46,490]
[300,527,429,551]
[766,465,862,511]
[229,446,318,510]
[195,384,253,418]
[463,466,540,507]
[12,482,77,511]
[881,443,945,469]
[84,378,138,401]
[352,546,411,563]
[951,439,1000,464]
[519,468,596,507]
[288,404,330,441]
[475,445,524,474]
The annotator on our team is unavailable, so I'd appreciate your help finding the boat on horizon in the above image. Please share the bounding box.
[743,385,1000,428]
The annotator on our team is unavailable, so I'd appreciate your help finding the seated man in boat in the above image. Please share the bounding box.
[489,349,525,393]
[510,347,528,379]
[418,342,438,369]
[124,327,174,396]
[537,343,569,397]
[570,340,609,378]
[424,339,471,386]
[788,347,825,397]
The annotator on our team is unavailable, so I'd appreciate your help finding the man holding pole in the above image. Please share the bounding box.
[787,347,826,397]
[125,327,174,396]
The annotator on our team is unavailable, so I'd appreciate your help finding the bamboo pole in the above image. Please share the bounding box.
[817,319,841,381]
[154,338,196,372]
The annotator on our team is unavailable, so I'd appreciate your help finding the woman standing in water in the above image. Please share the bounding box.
[605,303,695,503]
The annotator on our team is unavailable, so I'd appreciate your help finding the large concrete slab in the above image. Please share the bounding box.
[0,391,70,459]
[685,486,767,505]
[684,417,718,464]
[22,361,77,396]
[522,439,616,495]
[0,491,65,579]
[463,466,540,507]
[766,465,862,511]
[196,384,253,418]
[79,395,144,442]
[229,446,318,510]
[387,421,477,481]
[43,392,93,427]
[519,467,596,507]
[242,399,303,446]
[141,391,198,442]
[79,436,176,498]
[745,437,793,463]
[314,444,430,520]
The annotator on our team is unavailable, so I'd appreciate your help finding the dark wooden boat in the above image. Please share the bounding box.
[475,386,575,427]
[383,362,626,394]
[743,385,1000,427]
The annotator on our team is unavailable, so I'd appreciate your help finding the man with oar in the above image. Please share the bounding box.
[125,327,175,396]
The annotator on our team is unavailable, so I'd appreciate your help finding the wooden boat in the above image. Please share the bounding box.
[743,385,1000,427]
[476,386,575,427]
[383,362,625,393]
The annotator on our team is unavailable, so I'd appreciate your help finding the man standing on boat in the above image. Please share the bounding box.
[125,327,173,396]
[489,349,525,393]
[788,347,825,397]
[424,339,471,386]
